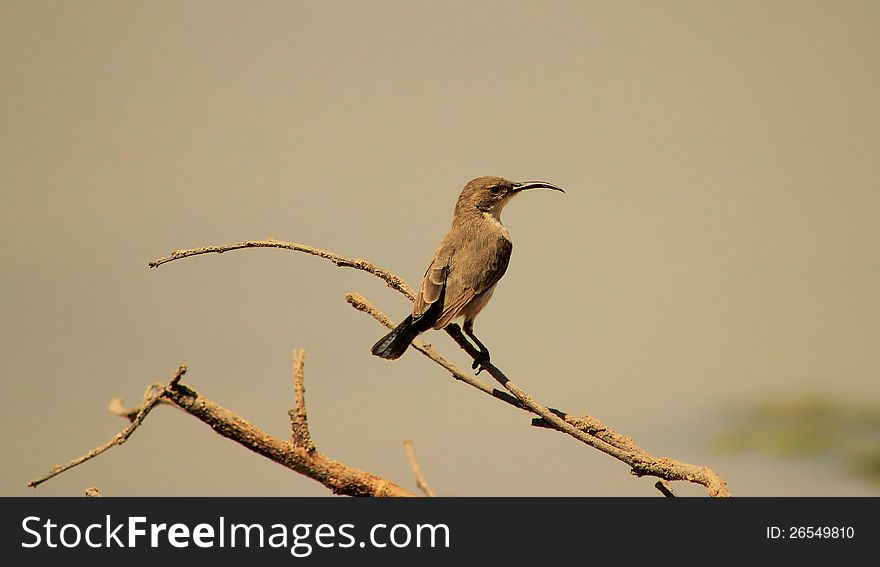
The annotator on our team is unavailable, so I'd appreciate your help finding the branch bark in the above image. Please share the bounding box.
[349,293,729,497]
[148,239,730,497]
[149,239,414,299]
[289,349,315,452]
[164,374,411,497]
[403,440,436,497]
[30,360,414,497]
[28,367,187,488]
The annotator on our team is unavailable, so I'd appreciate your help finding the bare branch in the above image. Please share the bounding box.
[109,382,174,422]
[530,412,637,453]
[163,379,412,496]
[28,366,187,488]
[31,365,413,497]
[289,349,315,452]
[147,238,730,496]
[149,239,415,299]
[348,293,731,497]
[346,293,524,408]
[403,439,436,497]
[480,359,730,496]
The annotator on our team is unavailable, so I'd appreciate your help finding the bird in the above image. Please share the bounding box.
[371,176,564,372]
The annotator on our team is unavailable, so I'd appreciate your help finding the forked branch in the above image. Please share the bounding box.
[28,366,187,489]
[149,238,730,497]
[30,358,414,497]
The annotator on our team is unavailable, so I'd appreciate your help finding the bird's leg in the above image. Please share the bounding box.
[463,319,490,374]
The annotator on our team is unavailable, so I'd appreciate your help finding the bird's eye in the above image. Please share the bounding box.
[489,185,503,193]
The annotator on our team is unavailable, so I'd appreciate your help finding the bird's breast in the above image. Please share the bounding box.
[481,211,511,240]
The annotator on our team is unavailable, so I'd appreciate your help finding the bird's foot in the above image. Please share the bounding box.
[472,351,490,374]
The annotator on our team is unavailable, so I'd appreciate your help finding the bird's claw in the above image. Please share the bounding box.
[472,352,490,374]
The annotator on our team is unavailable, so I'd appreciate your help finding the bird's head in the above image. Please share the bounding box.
[455,176,564,219]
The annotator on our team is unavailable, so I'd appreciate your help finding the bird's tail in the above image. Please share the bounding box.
[371,315,420,360]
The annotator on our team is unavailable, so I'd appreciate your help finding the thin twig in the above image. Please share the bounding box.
[655,480,676,497]
[403,439,436,497]
[28,366,187,489]
[289,349,315,452]
[149,239,415,299]
[346,293,524,408]
[31,364,413,497]
[109,383,173,422]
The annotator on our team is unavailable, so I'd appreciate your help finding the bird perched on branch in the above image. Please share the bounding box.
[371,176,564,373]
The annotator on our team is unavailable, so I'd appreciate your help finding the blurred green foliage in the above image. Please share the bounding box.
[715,394,880,487]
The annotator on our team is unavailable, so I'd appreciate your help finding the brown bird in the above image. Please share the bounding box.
[371,176,564,372]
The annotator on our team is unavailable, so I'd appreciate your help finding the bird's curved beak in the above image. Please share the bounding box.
[512,181,565,193]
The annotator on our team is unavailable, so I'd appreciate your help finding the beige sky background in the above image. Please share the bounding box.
[2,1,878,496]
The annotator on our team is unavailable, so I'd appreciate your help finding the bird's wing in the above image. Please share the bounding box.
[414,235,513,330]
[433,287,475,329]
[413,253,450,318]
[472,236,512,294]
[432,237,512,329]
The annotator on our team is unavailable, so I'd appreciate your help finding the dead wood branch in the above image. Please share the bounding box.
[28,366,187,488]
[149,239,730,496]
[149,239,414,299]
[30,360,413,497]
[349,293,729,497]
[289,349,315,452]
[403,439,436,497]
